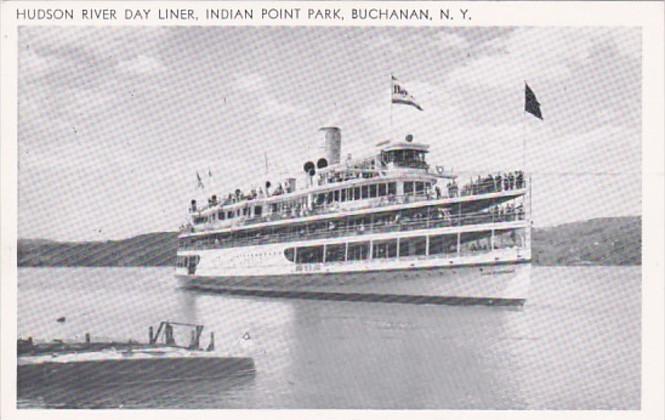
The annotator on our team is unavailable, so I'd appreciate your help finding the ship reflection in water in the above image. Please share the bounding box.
[17,266,640,409]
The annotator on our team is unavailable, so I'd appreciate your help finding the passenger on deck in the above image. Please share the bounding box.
[435,186,442,199]
[508,172,515,190]
[495,173,503,192]
[503,174,510,191]
[516,171,524,189]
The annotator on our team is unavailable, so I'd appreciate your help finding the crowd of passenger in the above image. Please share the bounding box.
[181,202,527,248]
[196,167,526,214]
[188,169,527,229]
[205,169,379,211]
[216,185,286,205]
[489,202,525,222]
[190,183,291,213]
[183,200,526,235]
[458,171,525,197]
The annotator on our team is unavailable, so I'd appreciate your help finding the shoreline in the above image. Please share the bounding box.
[18,216,641,268]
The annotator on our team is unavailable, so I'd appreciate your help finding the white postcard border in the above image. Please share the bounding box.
[1,1,663,419]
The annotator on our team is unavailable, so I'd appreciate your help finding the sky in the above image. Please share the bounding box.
[18,26,641,241]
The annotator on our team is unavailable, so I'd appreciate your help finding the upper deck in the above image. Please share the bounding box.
[182,131,528,238]
[182,168,527,239]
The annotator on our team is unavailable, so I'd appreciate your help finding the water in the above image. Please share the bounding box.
[17,266,640,409]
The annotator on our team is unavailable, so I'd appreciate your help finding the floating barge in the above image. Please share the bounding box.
[18,321,255,388]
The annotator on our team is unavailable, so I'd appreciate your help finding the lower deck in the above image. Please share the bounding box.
[177,223,530,276]
[176,221,531,304]
[177,259,531,305]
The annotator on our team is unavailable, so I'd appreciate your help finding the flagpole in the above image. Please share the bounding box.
[389,74,394,140]
[522,81,527,173]
[523,115,529,230]
[522,112,526,172]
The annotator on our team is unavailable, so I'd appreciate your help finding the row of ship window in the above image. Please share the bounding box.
[284,230,525,263]
[193,205,262,225]
[176,230,524,267]
[176,254,200,268]
[181,202,526,250]
[313,181,429,205]
[192,181,433,225]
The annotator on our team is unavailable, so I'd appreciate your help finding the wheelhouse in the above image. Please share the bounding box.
[380,142,429,170]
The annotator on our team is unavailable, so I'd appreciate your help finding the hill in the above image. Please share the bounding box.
[18,216,640,267]
[532,216,641,266]
[18,232,178,267]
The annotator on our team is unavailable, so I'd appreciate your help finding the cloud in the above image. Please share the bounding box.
[365,32,399,49]
[18,49,59,82]
[117,54,166,76]
[590,27,641,61]
[436,32,468,50]
[447,27,640,91]
[448,28,574,89]
[234,73,268,93]
[233,72,309,118]
[19,27,171,91]
[21,26,170,62]
[258,96,309,119]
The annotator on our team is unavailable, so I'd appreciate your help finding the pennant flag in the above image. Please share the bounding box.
[524,83,543,120]
[196,171,204,189]
[208,168,213,178]
[391,75,423,111]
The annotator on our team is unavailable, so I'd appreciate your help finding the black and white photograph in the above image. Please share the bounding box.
[1,2,663,415]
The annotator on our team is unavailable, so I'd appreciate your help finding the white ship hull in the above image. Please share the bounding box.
[176,242,531,305]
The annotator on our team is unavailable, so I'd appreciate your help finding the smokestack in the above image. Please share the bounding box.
[319,127,341,165]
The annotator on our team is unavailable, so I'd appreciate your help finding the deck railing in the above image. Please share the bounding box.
[180,207,526,251]
[188,177,528,234]
[188,171,527,218]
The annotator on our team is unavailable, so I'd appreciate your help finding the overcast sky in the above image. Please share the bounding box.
[18,26,641,241]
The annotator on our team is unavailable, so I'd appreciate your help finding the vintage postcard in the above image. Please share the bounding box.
[1,1,663,418]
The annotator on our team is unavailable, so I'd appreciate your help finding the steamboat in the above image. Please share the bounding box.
[176,125,532,305]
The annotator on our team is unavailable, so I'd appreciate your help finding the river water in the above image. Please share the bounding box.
[17,266,640,409]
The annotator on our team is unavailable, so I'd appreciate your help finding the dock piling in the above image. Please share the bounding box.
[207,332,215,351]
